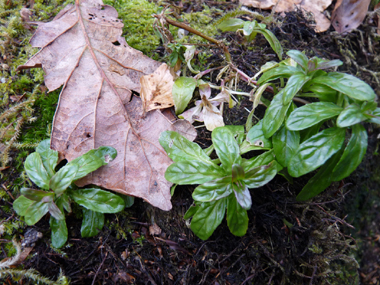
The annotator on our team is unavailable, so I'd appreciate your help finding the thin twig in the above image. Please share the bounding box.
[91,252,107,285]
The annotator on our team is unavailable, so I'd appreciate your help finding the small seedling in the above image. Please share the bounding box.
[160,126,279,240]
[13,140,126,248]
[217,18,283,60]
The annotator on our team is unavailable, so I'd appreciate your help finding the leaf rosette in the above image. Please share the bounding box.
[160,126,278,240]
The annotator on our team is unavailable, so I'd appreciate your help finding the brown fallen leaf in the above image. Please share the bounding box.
[140,63,175,113]
[17,0,196,211]
[240,0,333,32]
[331,0,371,33]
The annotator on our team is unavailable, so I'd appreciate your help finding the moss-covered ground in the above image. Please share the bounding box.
[1,0,380,284]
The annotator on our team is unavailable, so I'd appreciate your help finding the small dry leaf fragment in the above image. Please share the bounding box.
[240,0,333,32]
[140,63,175,113]
[149,223,162,236]
[331,0,371,33]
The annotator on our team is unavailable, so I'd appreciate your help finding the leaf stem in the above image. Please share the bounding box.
[158,15,232,63]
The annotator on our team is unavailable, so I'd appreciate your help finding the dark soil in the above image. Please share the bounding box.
[1,1,380,285]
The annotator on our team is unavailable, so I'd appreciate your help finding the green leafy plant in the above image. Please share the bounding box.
[12,139,126,248]
[159,126,279,240]
[217,18,282,60]
[167,43,186,67]
[257,50,379,201]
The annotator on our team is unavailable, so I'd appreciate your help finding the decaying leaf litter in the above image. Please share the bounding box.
[1,0,380,284]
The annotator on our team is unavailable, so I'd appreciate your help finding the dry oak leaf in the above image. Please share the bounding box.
[140,63,175,113]
[331,0,371,33]
[240,0,333,32]
[17,0,196,211]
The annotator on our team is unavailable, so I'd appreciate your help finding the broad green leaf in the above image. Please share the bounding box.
[303,84,337,102]
[192,177,232,202]
[226,195,248,236]
[262,90,292,138]
[257,65,299,85]
[246,120,273,148]
[232,164,245,182]
[232,181,251,210]
[65,146,117,181]
[159,131,212,164]
[243,21,256,36]
[257,29,283,60]
[50,216,68,249]
[49,163,79,195]
[311,72,375,101]
[336,104,368,128]
[24,201,49,225]
[217,18,245,32]
[332,124,367,181]
[244,162,277,188]
[50,146,117,195]
[286,50,308,70]
[70,188,125,213]
[212,127,240,169]
[81,209,105,238]
[21,188,54,202]
[36,139,58,178]
[273,125,300,167]
[184,204,199,219]
[24,152,50,190]
[241,150,275,172]
[165,160,224,184]
[286,102,343,131]
[282,73,311,104]
[48,201,65,220]
[13,196,49,225]
[296,148,343,201]
[224,125,245,145]
[13,195,34,217]
[288,127,346,177]
[172,77,197,115]
[190,199,227,240]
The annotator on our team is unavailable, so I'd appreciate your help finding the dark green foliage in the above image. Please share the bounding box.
[160,126,278,239]
[258,50,377,201]
[13,140,127,248]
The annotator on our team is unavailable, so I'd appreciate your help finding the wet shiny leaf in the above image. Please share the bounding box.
[273,125,300,167]
[70,188,125,213]
[81,209,105,238]
[332,124,367,181]
[286,102,343,131]
[25,153,50,190]
[226,195,248,236]
[190,198,227,240]
[311,72,375,101]
[288,127,346,177]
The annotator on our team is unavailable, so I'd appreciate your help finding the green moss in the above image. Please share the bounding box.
[170,5,220,45]
[103,0,160,55]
